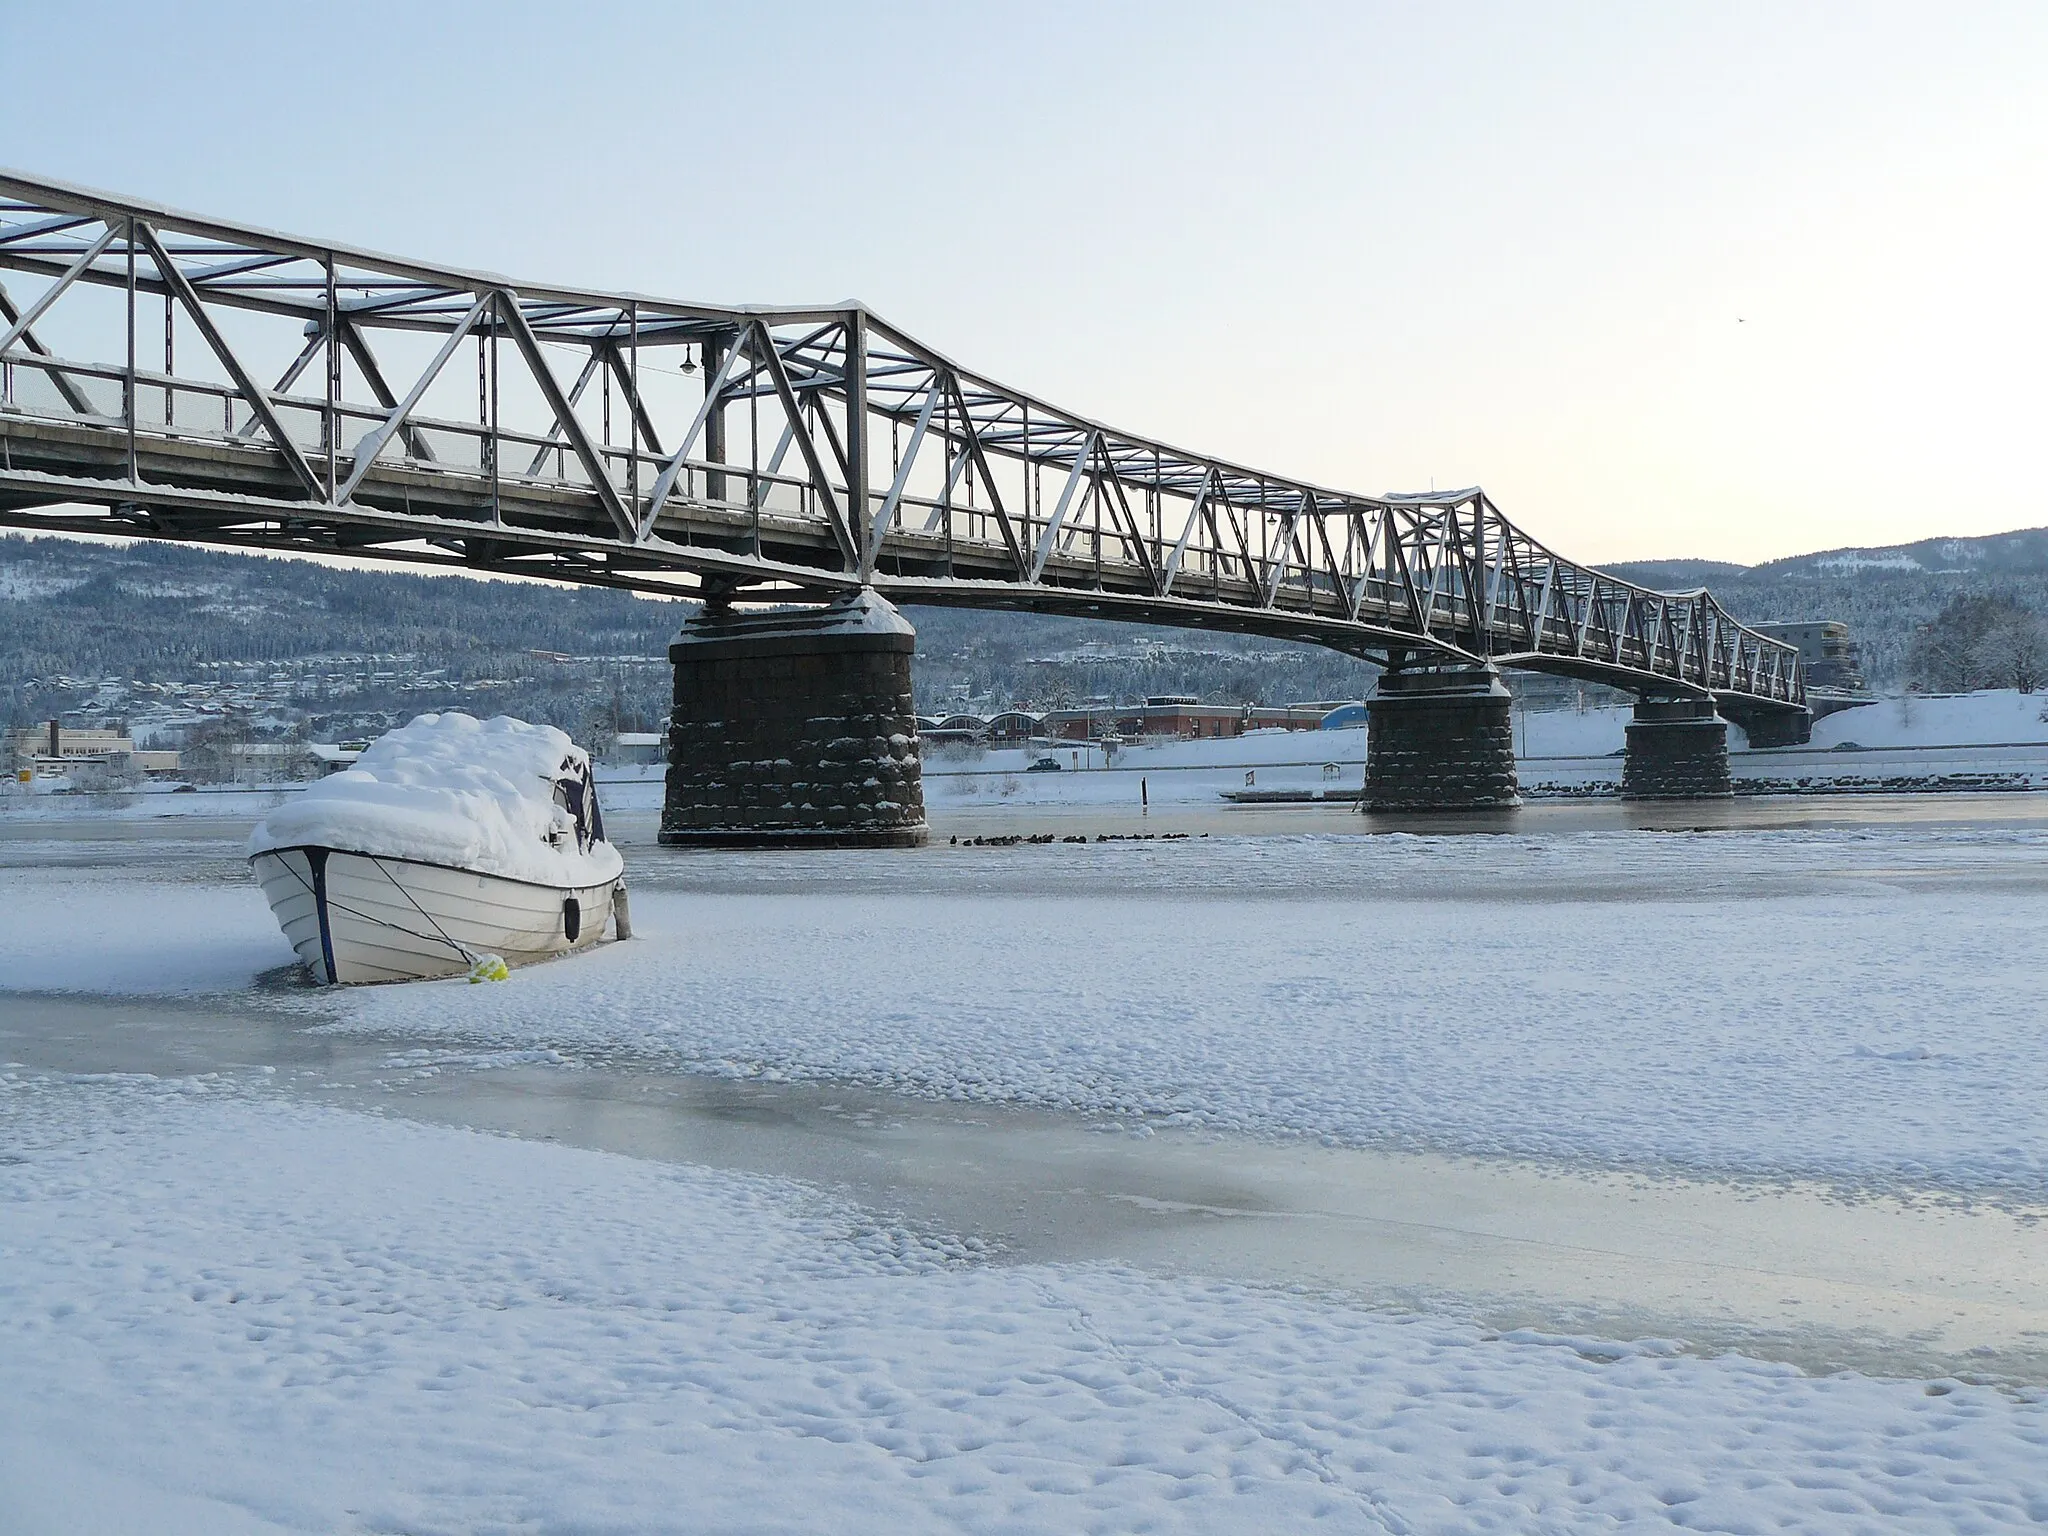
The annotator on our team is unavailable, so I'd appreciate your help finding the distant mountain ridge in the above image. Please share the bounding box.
[1605,527,2048,586]
[1594,558,1745,589]
[1754,528,2048,580]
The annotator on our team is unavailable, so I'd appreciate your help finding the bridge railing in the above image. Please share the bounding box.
[0,169,1804,709]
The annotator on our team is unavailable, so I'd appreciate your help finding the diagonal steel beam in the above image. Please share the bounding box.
[0,213,96,248]
[1345,506,1385,622]
[1159,468,1214,597]
[1531,558,1559,652]
[1417,508,1454,634]
[1029,431,1097,582]
[135,222,324,500]
[186,253,294,285]
[803,370,854,485]
[1261,490,1311,607]
[222,321,330,454]
[749,319,853,565]
[1570,579,1595,657]
[497,293,635,541]
[944,375,1025,577]
[523,349,603,476]
[0,278,95,415]
[0,222,119,358]
[1673,598,1696,684]
[1385,509,1426,636]
[638,333,747,535]
[1094,441,1159,596]
[269,328,327,395]
[862,378,941,577]
[599,339,663,457]
[1214,483,1260,591]
[761,414,799,478]
[337,291,491,503]
[337,319,438,463]
[1479,501,1511,637]
[1496,532,1529,645]
[920,432,976,531]
[1309,500,1350,618]
[224,323,328,444]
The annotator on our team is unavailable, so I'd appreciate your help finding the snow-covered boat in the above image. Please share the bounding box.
[248,713,628,985]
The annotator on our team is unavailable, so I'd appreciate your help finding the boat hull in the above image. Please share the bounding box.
[251,845,620,984]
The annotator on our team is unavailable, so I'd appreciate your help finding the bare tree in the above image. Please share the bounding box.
[1908,593,2048,693]
[1974,608,2047,693]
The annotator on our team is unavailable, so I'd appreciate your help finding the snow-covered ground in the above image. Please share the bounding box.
[6,1072,2045,1533]
[1808,691,2048,749]
[1511,690,2047,756]
[0,782,297,820]
[7,812,2048,1529]
[1509,692,2048,793]
[919,690,2048,804]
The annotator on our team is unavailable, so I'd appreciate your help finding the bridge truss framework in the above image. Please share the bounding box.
[0,170,1803,716]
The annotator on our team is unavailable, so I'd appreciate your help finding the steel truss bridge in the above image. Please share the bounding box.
[0,171,1803,720]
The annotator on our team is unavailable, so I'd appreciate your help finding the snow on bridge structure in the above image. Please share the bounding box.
[0,171,1806,841]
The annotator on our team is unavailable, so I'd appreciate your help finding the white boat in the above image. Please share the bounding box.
[248,713,629,985]
[249,846,626,985]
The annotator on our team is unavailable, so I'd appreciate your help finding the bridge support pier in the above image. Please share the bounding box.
[1363,662,1520,811]
[1727,706,1813,749]
[1620,695,1732,799]
[659,590,928,848]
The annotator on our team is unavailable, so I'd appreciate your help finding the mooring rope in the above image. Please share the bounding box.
[365,853,481,965]
[265,851,477,965]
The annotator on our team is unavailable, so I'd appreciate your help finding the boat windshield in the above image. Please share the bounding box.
[551,758,605,852]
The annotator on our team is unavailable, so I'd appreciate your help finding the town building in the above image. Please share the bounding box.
[8,722,181,779]
[1751,621,1869,694]
[609,731,667,765]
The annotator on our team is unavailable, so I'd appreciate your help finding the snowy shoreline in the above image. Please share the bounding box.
[8,692,2047,822]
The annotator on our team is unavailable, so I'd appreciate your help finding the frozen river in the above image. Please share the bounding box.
[7,794,2048,1378]
[6,794,2048,1530]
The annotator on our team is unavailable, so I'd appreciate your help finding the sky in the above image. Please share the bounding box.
[4,0,2045,566]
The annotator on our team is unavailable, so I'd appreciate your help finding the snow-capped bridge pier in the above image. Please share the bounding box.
[0,171,1808,839]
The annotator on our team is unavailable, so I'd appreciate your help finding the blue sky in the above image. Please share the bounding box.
[5,1,2044,563]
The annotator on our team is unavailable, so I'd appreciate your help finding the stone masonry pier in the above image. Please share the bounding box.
[1620,695,1733,799]
[660,591,927,848]
[1363,662,1520,811]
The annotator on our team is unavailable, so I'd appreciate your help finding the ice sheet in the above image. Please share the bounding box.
[324,826,2048,1203]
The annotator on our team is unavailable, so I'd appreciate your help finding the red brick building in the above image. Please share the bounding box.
[1041,698,1335,742]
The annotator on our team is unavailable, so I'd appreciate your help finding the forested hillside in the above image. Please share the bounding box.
[1607,529,2048,688]
[0,536,683,678]
[0,536,1375,732]
[6,523,2048,743]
